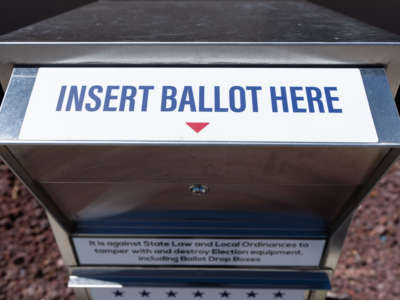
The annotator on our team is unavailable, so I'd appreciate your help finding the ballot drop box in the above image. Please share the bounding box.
[1,1,400,300]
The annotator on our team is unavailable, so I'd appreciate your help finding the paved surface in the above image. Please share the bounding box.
[0,160,399,300]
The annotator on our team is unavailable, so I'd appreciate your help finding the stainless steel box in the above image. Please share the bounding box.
[0,1,400,300]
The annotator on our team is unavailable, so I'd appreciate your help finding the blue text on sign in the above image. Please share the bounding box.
[55,85,342,113]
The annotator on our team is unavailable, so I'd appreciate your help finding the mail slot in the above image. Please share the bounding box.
[0,1,400,299]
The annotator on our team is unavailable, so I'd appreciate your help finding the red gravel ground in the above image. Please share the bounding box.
[332,161,400,300]
[0,160,399,300]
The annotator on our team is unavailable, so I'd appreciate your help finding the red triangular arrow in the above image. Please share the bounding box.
[186,122,209,133]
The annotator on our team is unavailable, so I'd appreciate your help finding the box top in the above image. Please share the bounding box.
[0,0,399,43]
[1,1,400,93]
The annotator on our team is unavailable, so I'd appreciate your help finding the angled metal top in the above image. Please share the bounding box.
[0,0,398,43]
[1,0,400,94]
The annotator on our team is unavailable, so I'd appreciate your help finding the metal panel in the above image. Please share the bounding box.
[41,181,355,223]
[0,1,397,43]
[0,67,395,240]
[0,67,396,231]
[8,146,387,184]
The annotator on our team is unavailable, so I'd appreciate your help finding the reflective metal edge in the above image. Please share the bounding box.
[0,69,36,139]
[361,68,400,144]
[67,267,332,289]
[320,214,353,271]
[47,212,78,265]
[0,43,399,95]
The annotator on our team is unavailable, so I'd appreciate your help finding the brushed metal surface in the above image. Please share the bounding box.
[0,71,36,140]
[0,65,394,229]
[42,181,355,223]
[7,145,387,224]
[0,0,397,43]
[9,146,386,184]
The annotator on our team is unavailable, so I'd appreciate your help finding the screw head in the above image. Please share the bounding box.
[189,184,209,196]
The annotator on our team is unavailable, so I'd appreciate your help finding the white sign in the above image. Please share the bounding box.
[90,287,305,300]
[73,237,325,266]
[19,67,377,143]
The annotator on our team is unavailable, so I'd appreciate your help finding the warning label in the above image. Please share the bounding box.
[73,238,325,266]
